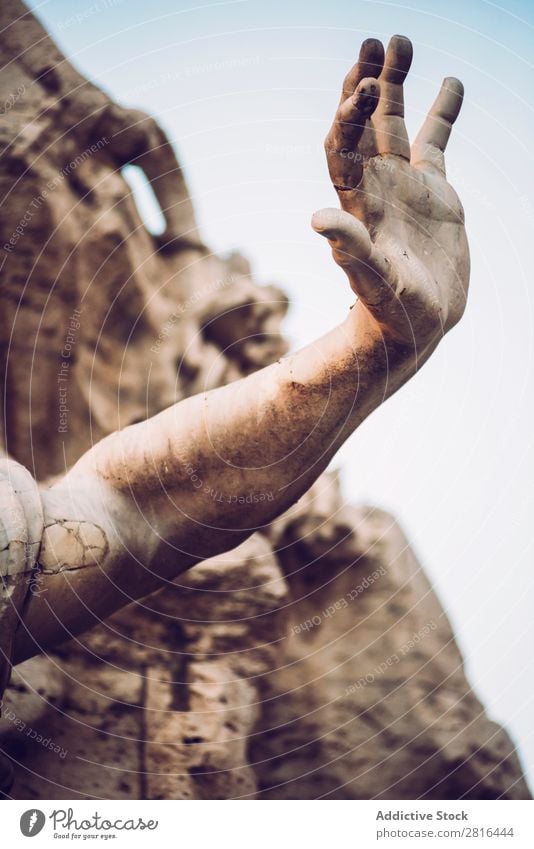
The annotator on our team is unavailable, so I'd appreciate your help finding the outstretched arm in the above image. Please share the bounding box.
[15,35,469,662]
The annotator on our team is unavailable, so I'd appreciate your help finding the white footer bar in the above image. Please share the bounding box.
[4,799,534,848]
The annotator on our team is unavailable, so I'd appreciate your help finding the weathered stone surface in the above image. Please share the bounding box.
[254,491,530,799]
[3,656,144,799]
[144,661,258,800]
[3,535,289,799]
[3,498,529,799]
[0,1,288,482]
[0,0,530,802]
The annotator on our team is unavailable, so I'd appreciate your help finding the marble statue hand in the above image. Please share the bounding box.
[313,35,470,348]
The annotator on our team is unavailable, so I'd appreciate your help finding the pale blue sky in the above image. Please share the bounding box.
[28,0,534,785]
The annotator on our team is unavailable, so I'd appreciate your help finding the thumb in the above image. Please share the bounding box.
[311,208,395,308]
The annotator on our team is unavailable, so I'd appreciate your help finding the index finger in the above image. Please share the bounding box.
[339,38,385,105]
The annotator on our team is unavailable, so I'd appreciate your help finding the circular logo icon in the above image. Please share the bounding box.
[20,809,46,837]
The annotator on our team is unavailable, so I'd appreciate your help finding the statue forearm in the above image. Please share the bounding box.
[71,303,421,554]
[14,305,424,662]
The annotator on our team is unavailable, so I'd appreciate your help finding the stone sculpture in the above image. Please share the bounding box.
[0,0,530,799]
